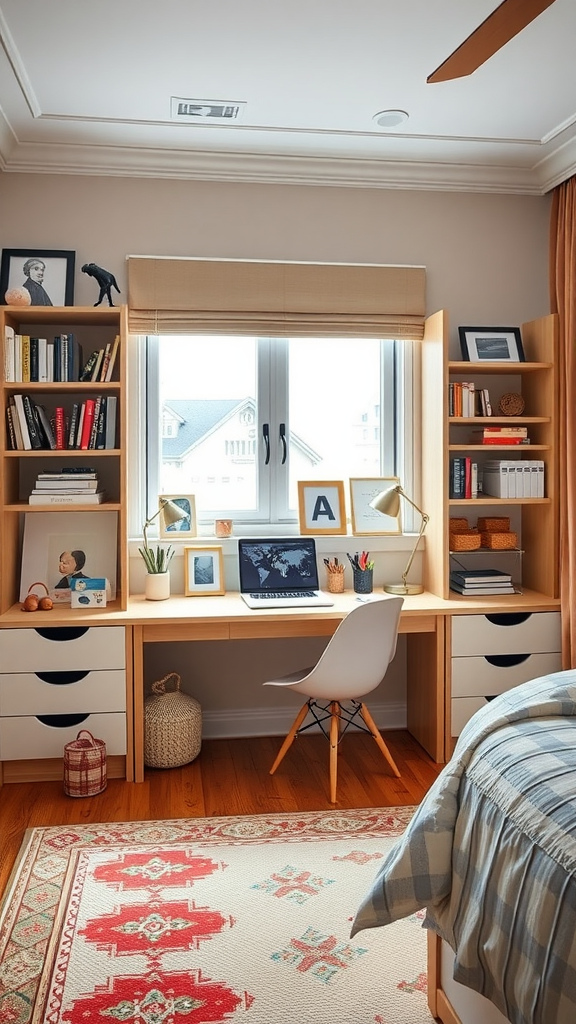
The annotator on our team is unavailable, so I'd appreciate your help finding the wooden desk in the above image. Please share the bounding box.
[0,589,561,784]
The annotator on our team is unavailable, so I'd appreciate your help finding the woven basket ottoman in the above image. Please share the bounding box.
[144,672,202,768]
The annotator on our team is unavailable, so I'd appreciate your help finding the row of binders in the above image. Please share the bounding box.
[4,327,119,383]
[6,394,117,451]
[482,459,544,498]
[449,382,492,417]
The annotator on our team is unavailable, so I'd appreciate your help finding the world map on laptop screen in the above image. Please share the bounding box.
[238,538,320,593]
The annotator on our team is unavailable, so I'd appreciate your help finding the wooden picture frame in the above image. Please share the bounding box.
[184,545,225,596]
[458,326,525,363]
[0,248,75,307]
[297,480,347,535]
[159,494,197,538]
[349,477,402,536]
[19,511,118,604]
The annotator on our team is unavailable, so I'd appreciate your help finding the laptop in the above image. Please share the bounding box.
[238,538,334,609]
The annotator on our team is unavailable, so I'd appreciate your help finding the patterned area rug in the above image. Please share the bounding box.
[0,807,432,1024]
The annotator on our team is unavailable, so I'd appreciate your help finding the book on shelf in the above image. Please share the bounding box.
[104,395,117,449]
[79,398,96,449]
[67,403,80,448]
[450,582,516,596]
[37,468,97,479]
[99,342,112,382]
[88,396,102,448]
[4,325,15,381]
[28,491,106,505]
[91,349,105,383]
[54,406,66,450]
[33,478,100,491]
[79,349,100,382]
[13,394,32,449]
[34,404,56,450]
[104,335,120,381]
[5,401,17,450]
[450,568,513,585]
[21,336,31,383]
[8,397,24,450]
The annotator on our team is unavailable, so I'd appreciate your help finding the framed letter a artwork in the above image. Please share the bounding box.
[297,480,347,535]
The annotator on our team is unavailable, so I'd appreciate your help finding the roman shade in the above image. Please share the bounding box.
[127,257,426,339]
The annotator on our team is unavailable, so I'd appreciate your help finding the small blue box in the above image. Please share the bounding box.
[70,577,109,607]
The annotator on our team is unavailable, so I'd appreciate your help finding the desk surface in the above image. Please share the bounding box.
[0,588,560,629]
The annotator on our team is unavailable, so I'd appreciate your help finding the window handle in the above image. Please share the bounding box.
[263,422,271,465]
[279,422,287,465]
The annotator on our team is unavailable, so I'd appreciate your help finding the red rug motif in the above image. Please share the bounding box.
[0,808,431,1024]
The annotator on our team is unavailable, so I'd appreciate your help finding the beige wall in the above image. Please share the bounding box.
[0,172,552,738]
[0,174,551,355]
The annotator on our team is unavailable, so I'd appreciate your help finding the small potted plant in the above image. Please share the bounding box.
[140,497,188,600]
[139,542,174,600]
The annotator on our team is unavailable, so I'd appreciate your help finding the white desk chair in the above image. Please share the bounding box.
[264,596,404,803]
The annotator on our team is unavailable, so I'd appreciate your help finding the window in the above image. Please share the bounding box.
[144,334,417,530]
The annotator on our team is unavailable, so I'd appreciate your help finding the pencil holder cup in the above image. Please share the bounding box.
[353,568,373,594]
[326,571,345,594]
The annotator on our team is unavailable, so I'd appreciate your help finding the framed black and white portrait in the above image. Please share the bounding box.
[0,249,75,307]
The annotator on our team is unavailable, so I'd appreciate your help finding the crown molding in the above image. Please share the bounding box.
[0,135,567,195]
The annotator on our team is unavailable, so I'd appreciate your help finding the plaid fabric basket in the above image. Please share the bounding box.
[63,729,107,797]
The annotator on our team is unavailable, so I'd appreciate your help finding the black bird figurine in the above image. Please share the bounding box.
[81,263,121,307]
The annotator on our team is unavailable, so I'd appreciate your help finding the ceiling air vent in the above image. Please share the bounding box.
[171,98,246,122]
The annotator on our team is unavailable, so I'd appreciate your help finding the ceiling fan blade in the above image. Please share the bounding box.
[427,0,557,83]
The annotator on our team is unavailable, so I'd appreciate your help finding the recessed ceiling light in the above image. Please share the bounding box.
[373,109,409,129]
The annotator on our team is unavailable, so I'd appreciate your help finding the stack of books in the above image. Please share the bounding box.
[28,468,105,505]
[450,568,515,596]
[470,426,529,445]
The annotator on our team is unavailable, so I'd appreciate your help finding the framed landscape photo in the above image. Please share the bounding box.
[20,511,118,604]
[297,480,347,535]
[349,477,402,536]
[0,248,75,307]
[159,494,197,538]
[184,545,225,596]
[458,326,525,363]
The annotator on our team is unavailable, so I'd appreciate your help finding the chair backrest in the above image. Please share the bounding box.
[289,596,404,701]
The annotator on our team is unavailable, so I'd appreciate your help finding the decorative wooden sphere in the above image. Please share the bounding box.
[4,287,31,306]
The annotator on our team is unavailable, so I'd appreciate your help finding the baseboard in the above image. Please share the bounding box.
[201,701,407,740]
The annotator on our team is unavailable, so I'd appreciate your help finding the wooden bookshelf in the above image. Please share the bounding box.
[421,311,559,601]
[0,306,128,613]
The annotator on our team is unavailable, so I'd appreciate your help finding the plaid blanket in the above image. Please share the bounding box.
[351,670,576,1024]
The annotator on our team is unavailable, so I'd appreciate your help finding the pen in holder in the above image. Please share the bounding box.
[348,551,374,595]
[352,567,373,594]
[323,558,345,594]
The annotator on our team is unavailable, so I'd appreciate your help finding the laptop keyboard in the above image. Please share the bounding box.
[249,591,318,600]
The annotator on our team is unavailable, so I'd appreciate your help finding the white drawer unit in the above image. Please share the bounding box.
[451,611,562,737]
[0,713,126,760]
[0,626,127,765]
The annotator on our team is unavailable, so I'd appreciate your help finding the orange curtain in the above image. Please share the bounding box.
[550,177,576,666]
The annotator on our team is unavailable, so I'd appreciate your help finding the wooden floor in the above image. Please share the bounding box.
[0,730,443,895]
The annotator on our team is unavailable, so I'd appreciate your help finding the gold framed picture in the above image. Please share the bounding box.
[184,545,225,596]
[158,494,197,538]
[349,477,402,536]
[297,480,347,535]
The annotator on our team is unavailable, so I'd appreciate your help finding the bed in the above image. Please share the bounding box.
[351,671,576,1024]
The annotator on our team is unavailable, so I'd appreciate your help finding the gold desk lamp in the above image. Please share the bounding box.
[369,484,429,595]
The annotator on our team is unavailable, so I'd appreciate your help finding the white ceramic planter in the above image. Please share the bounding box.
[145,572,170,601]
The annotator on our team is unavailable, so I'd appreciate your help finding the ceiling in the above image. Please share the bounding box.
[1,0,575,194]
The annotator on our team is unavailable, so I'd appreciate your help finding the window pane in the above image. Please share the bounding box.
[286,338,383,510]
[158,336,259,513]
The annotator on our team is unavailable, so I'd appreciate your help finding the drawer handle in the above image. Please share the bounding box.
[484,653,530,668]
[36,671,89,685]
[485,613,531,628]
[36,713,89,728]
[34,627,90,642]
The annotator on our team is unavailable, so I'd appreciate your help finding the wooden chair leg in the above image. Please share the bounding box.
[269,702,310,775]
[329,702,340,803]
[360,703,401,778]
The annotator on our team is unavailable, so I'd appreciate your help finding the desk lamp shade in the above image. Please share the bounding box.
[143,498,187,551]
[369,484,429,595]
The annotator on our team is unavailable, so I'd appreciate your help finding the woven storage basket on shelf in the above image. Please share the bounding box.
[449,517,470,533]
[480,531,518,550]
[144,672,202,769]
[449,530,481,551]
[477,516,510,532]
[63,730,107,797]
